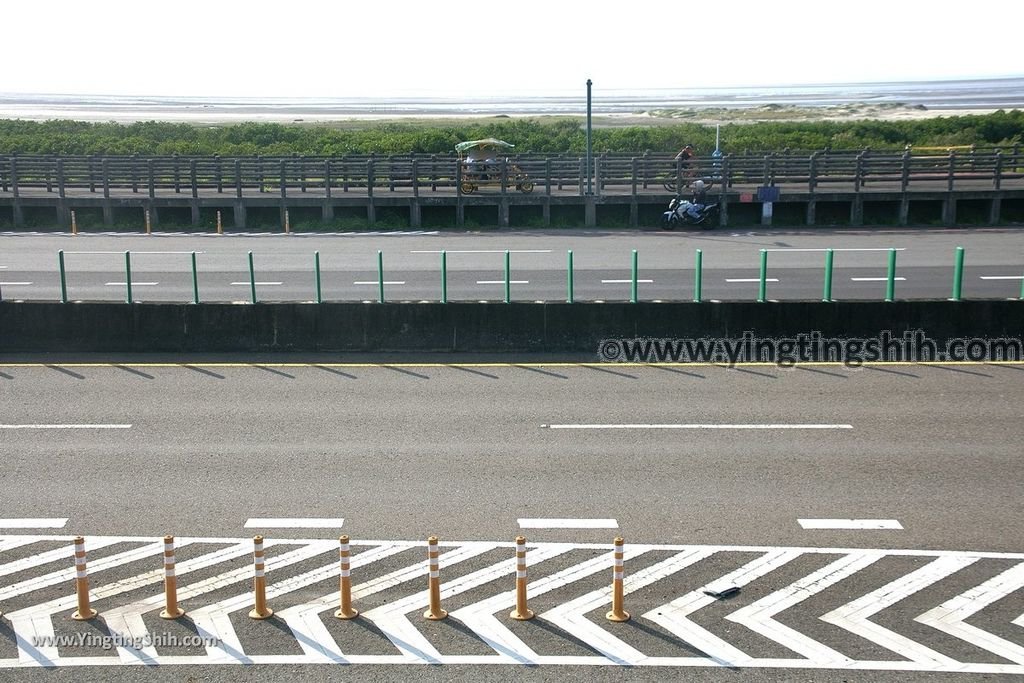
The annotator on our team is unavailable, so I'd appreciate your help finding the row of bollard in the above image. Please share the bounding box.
[6,535,632,624]
[66,210,228,236]
[49,246,1013,307]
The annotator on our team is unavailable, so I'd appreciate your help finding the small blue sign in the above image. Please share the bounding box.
[757,186,780,202]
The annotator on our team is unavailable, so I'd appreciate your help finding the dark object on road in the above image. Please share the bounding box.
[703,585,741,599]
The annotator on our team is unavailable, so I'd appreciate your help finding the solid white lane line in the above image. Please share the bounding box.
[726,278,779,283]
[0,519,68,529]
[411,250,551,254]
[851,277,907,281]
[517,519,619,529]
[104,282,158,286]
[602,279,654,284]
[543,423,852,430]
[799,519,903,530]
[353,281,406,285]
[244,518,344,529]
[230,281,283,286]
[0,424,132,429]
[980,276,1024,280]
[477,280,529,285]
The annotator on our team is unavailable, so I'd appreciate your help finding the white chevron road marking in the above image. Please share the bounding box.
[915,560,1024,665]
[361,543,569,663]
[450,545,604,664]
[0,537,45,553]
[643,549,802,667]
[542,546,705,666]
[7,540,176,666]
[101,540,257,664]
[0,538,121,581]
[187,540,338,664]
[726,552,883,665]
[0,537,1021,673]
[278,542,494,664]
[820,554,979,665]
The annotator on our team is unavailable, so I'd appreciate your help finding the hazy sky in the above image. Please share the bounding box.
[4,0,1021,98]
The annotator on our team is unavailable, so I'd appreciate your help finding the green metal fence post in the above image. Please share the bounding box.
[441,250,447,304]
[951,246,964,301]
[631,249,638,303]
[567,250,574,303]
[124,251,133,304]
[504,249,511,303]
[59,250,67,303]
[191,251,199,304]
[885,247,897,302]
[823,248,834,302]
[377,250,384,303]
[248,250,257,304]
[758,249,768,302]
[314,251,322,304]
[694,249,703,303]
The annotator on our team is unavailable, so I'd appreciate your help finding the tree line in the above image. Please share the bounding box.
[0,110,1021,156]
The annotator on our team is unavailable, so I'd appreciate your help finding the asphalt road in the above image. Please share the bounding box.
[2,227,1024,302]
[1,360,1021,549]
[0,359,1022,682]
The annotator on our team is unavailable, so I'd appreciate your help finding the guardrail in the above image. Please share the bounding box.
[2,148,1023,197]
[19,245,1021,306]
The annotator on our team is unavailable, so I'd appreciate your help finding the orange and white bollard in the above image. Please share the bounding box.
[71,536,97,620]
[509,536,534,620]
[606,537,630,622]
[248,535,273,619]
[334,535,358,619]
[160,535,184,619]
[423,536,447,620]
[216,210,223,235]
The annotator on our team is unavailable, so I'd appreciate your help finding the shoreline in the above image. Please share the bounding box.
[0,104,1016,127]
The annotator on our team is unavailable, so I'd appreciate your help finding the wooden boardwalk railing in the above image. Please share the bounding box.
[2,148,1023,198]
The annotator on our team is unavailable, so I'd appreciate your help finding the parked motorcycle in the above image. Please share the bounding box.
[661,197,719,229]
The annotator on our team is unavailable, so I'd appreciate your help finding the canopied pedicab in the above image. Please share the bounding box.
[456,138,534,194]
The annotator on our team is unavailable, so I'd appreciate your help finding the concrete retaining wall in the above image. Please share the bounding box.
[1,301,1022,356]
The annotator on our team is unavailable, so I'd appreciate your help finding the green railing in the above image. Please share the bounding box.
[40,246,1024,305]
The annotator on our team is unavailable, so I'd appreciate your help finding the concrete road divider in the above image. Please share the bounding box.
[1,300,1021,354]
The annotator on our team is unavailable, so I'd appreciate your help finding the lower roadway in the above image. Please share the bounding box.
[0,357,1022,682]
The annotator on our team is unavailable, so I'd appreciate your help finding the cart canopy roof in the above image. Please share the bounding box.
[455,138,515,153]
